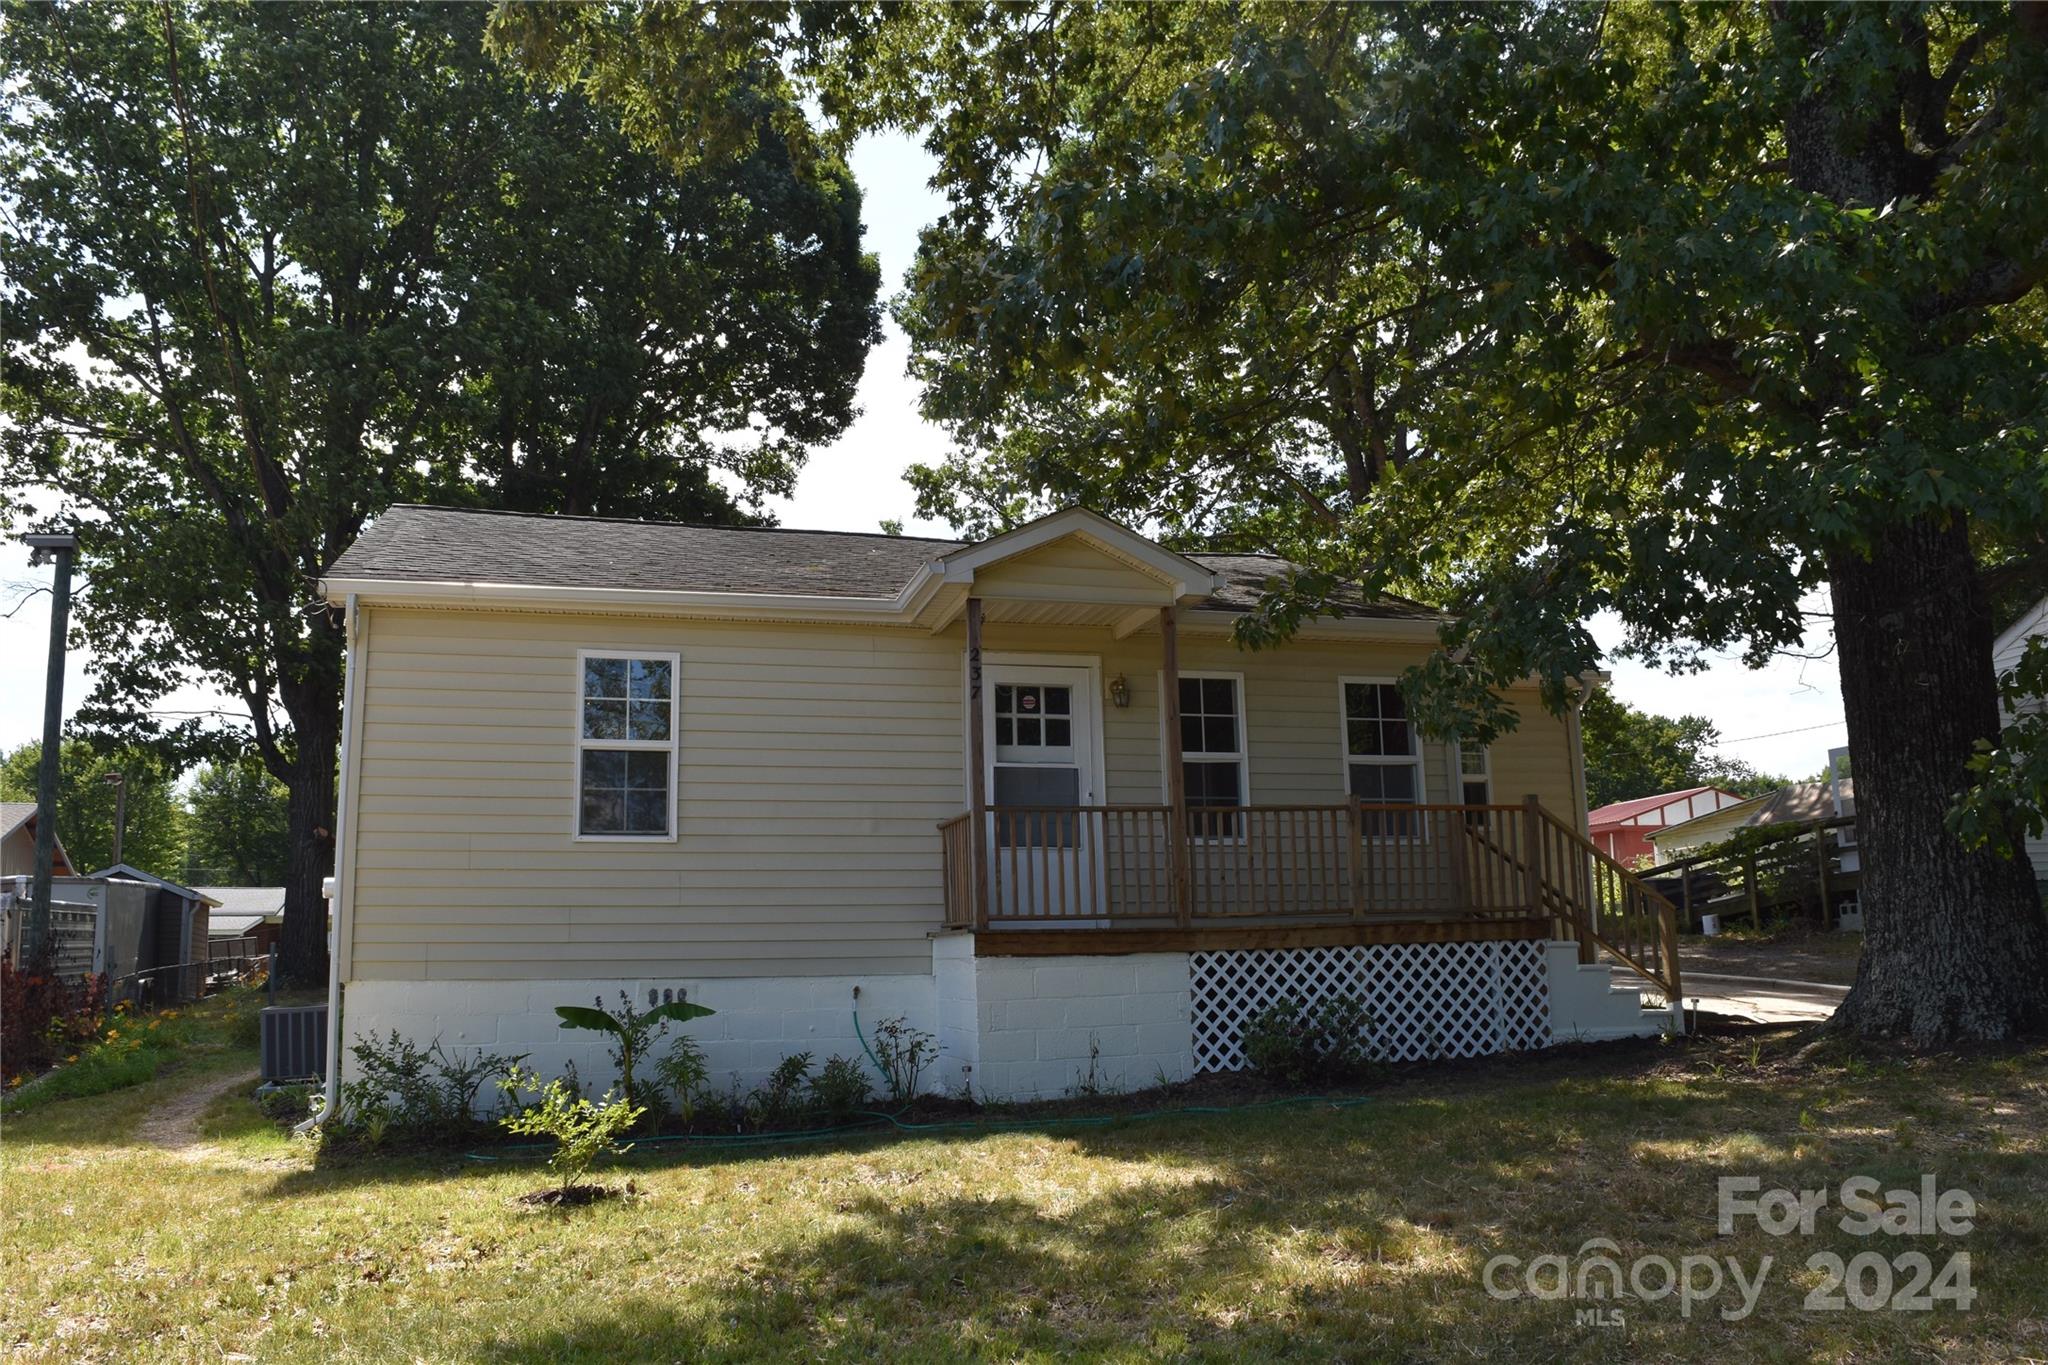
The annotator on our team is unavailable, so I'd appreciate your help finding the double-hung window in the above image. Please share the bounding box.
[1174,674,1247,838]
[1457,743,1491,804]
[1456,742,1491,824]
[1341,680,1424,834]
[576,650,678,839]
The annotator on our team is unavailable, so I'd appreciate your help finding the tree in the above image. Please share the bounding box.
[502,2,2048,1041]
[0,741,183,876]
[1580,692,1785,810]
[182,758,290,886]
[3,2,880,984]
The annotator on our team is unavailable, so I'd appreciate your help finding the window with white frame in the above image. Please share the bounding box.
[576,652,678,838]
[1457,742,1491,805]
[1174,674,1247,836]
[1342,680,1423,833]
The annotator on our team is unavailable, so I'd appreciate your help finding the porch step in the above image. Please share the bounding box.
[1547,947,1668,1042]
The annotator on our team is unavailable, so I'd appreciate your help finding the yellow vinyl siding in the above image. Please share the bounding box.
[970,538,1171,604]
[347,607,1584,982]
[352,608,961,981]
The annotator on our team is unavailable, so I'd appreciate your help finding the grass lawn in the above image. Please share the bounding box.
[3,1027,2045,1362]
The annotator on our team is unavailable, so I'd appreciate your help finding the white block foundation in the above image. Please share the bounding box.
[340,973,941,1103]
[339,936,1661,1110]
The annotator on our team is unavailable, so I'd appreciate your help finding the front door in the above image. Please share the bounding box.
[983,665,1099,918]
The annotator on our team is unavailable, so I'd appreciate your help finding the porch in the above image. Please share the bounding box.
[938,796,1684,1004]
[929,512,1680,1006]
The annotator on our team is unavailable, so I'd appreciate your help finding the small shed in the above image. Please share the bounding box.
[88,864,220,1003]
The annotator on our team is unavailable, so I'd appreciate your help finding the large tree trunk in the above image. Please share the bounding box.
[277,696,340,989]
[1827,514,2048,1043]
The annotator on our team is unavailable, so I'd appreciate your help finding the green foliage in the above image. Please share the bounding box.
[2,0,879,984]
[182,758,290,885]
[0,741,184,877]
[497,1066,644,1194]
[334,1031,528,1144]
[1580,691,1786,810]
[652,1033,711,1125]
[1241,996,1379,1088]
[748,1052,814,1129]
[807,1054,874,1120]
[555,992,714,1108]
[866,1015,935,1107]
[257,1084,316,1126]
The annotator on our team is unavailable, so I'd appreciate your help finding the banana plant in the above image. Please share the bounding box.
[555,993,714,1107]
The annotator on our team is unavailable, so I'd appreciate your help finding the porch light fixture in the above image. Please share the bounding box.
[1108,673,1131,708]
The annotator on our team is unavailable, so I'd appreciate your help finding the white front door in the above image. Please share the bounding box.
[983,664,1099,918]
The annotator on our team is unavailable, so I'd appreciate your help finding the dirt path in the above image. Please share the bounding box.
[136,1067,261,1159]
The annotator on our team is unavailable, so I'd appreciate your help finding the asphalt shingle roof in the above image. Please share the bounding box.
[0,802,39,839]
[194,887,284,921]
[324,506,1440,620]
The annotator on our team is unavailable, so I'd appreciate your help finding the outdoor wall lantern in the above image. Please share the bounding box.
[1108,674,1131,708]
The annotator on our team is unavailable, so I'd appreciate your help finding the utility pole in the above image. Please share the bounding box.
[23,530,77,970]
[105,771,128,867]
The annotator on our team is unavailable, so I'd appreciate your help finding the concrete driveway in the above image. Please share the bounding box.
[1667,970,1847,1025]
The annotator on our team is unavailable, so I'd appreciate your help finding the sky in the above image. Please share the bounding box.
[0,131,1847,780]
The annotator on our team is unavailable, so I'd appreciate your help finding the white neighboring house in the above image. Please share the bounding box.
[314,505,1684,1109]
[1993,595,2048,890]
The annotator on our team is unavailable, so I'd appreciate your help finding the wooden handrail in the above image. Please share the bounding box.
[937,798,1684,1003]
[1534,804,1682,999]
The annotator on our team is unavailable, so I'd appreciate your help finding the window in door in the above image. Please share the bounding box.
[992,681,1080,847]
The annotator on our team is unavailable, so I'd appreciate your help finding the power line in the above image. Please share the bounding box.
[1716,719,1847,746]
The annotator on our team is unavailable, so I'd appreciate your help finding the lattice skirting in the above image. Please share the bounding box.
[1190,940,1550,1072]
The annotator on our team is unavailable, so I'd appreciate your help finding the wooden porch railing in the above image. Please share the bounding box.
[936,798,1683,1001]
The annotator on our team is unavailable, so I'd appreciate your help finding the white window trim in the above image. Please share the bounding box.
[1337,675,1427,812]
[1454,740,1492,805]
[1159,671,1251,835]
[572,647,681,843]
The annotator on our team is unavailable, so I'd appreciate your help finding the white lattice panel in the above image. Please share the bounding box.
[1189,939,1549,1072]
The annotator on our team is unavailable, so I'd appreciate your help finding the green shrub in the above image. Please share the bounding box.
[332,1031,527,1144]
[868,1016,935,1106]
[497,1066,644,1197]
[748,1052,814,1129]
[1241,995,1378,1087]
[653,1034,710,1125]
[552,992,713,1109]
[257,1084,315,1125]
[808,1054,873,1120]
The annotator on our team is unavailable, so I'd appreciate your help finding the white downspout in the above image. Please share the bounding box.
[296,592,361,1134]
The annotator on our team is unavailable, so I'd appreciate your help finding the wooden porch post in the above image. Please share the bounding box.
[967,597,990,930]
[1160,605,1193,927]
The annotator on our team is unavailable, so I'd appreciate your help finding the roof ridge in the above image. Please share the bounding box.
[382,503,966,546]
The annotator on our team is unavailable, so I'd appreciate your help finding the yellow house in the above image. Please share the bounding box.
[317,506,1675,1104]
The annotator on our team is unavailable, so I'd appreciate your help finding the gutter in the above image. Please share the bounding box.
[295,592,362,1135]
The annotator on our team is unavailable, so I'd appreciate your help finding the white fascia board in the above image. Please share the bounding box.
[319,564,949,623]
